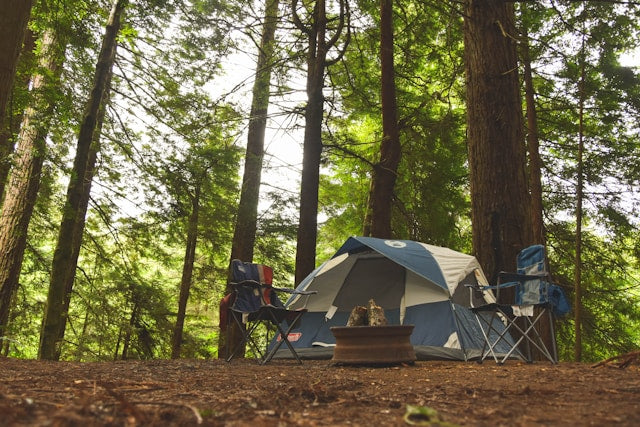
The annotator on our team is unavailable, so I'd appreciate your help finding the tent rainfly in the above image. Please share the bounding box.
[274,236,513,361]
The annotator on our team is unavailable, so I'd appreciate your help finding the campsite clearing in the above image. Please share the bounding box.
[1,357,639,426]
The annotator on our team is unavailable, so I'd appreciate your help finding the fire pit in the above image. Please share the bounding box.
[330,325,416,365]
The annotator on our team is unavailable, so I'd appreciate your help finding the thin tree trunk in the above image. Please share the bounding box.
[121,302,138,360]
[463,0,532,281]
[39,0,126,360]
[72,309,90,360]
[0,30,61,338]
[367,0,401,239]
[521,28,544,245]
[220,0,280,359]
[0,0,33,139]
[521,23,554,360]
[574,39,586,362]
[171,182,200,359]
[292,0,348,284]
[54,71,112,358]
[294,0,328,285]
[362,180,374,236]
[114,327,122,361]
[230,0,279,264]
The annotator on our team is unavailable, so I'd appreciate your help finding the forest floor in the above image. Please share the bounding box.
[1,356,639,426]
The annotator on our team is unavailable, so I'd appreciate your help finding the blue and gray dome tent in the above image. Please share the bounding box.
[274,236,513,361]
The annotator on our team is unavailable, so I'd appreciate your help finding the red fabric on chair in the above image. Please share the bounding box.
[258,264,273,285]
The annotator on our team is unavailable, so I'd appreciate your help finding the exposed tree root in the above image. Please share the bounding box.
[592,350,640,369]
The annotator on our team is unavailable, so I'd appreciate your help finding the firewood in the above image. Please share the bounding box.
[346,305,368,326]
[592,350,640,369]
[367,298,387,326]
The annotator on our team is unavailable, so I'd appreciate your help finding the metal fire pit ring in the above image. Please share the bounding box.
[330,325,416,365]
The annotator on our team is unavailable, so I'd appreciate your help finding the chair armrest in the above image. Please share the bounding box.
[273,287,317,310]
[230,279,261,289]
[272,287,318,296]
[497,271,546,283]
[465,280,521,305]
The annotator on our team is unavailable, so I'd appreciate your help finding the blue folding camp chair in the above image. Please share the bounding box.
[224,260,316,364]
[469,245,570,364]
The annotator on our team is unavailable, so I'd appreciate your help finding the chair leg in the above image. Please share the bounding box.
[261,311,304,365]
[475,311,501,363]
[549,310,558,363]
[225,313,265,362]
[508,310,557,364]
[474,309,531,364]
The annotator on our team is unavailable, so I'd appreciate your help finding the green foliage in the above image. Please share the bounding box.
[548,221,640,362]
[519,1,640,360]
[320,0,470,252]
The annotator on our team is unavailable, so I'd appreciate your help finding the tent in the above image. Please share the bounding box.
[275,236,513,361]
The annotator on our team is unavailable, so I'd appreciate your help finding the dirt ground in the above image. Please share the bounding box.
[1,356,639,426]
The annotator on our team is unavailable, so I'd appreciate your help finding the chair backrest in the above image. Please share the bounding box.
[515,245,555,306]
[496,245,569,315]
[229,260,283,310]
[516,244,547,276]
[230,259,273,285]
[496,245,548,305]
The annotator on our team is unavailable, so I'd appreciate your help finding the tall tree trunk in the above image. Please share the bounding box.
[574,39,586,362]
[521,27,544,245]
[39,0,126,360]
[366,0,401,239]
[463,0,532,282]
[220,0,280,359]
[54,72,112,358]
[230,0,279,264]
[0,28,36,202]
[294,0,328,285]
[521,22,554,360]
[0,30,62,338]
[121,302,139,360]
[171,182,200,359]
[0,0,33,144]
[292,0,348,284]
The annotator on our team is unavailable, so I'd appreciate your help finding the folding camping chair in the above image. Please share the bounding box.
[468,245,569,364]
[224,259,317,364]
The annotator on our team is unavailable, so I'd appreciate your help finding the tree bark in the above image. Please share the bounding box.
[463,0,532,282]
[0,28,36,202]
[367,0,401,239]
[521,26,544,245]
[171,182,200,359]
[54,71,112,358]
[220,0,280,359]
[294,0,328,285]
[292,0,348,284]
[39,0,126,360]
[521,24,554,360]
[0,30,61,338]
[574,40,586,362]
[0,0,33,142]
[230,0,279,264]
[121,302,139,360]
